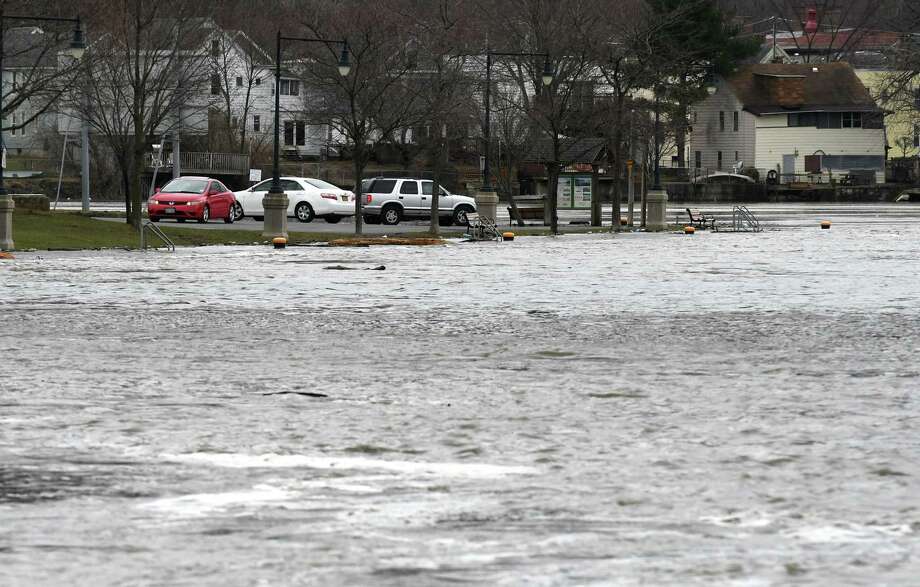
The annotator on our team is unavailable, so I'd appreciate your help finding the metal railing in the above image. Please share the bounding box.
[732,205,762,232]
[148,151,251,175]
[180,152,250,175]
[140,220,175,252]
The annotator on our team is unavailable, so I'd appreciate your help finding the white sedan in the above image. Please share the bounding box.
[232,177,355,223]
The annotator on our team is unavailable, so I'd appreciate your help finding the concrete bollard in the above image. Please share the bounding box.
[474,189,499,225]
[646,189,668,231]
[0,195,15,251]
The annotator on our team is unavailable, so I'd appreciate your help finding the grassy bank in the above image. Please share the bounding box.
[9,211,630,251]
[10,211,405,250]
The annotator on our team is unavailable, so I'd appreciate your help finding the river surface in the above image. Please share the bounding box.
[2,207,920,585]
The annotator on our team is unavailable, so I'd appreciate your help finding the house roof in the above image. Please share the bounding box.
[768,30,902,53]
[725,62,881,115]
[525,137,607,164]
[3,26,58,68]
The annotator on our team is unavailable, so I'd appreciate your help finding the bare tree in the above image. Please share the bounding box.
[296,0,422,234]
[72,0,216,228]
[482,0,606,235]
[399,0,477,235]
[1,17,85,134]
[208,28,273,154]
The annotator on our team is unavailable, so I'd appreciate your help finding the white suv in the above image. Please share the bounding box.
[361,178,477,226]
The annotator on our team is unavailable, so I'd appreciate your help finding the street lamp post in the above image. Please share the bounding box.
[0,9,85,251]
[264,31,349,240]
[479,50,552,225]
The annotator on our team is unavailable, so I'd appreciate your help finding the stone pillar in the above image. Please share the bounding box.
[0,195,14,251]
[262,192,289,239]
[475,189,499,224]
[646,189,668,231]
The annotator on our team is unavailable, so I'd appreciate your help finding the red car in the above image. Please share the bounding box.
[148,176,236,224]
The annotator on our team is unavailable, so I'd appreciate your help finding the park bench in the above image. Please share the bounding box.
[507,195,545,223]
[465,212,502,241]
[686,208,715,230]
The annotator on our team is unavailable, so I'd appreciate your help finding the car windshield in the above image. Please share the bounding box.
[161,178,208,194]
[304,178,341,190]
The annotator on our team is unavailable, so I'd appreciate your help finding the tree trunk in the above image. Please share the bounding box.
[547,161,560,235]
[675,102,687,169]
[353,144,366,235]
[121,161,132,224]
[429,139,443,236]
[610,124,624,233]
[130,129,145,230]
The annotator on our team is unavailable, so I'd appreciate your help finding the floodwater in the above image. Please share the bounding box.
[2,206,920,585]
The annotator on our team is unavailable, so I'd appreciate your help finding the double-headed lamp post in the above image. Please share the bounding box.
[478,51,553,224]
[0,9,85,251]
[264,32,349,239]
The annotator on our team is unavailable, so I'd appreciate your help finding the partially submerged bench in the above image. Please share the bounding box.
[686,208,715,230]
[507,195,545,223]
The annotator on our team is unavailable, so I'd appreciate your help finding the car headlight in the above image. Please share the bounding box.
[185,200,201,206]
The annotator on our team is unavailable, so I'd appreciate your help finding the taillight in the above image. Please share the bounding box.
[320,192,337,200]
[366,194,373,204]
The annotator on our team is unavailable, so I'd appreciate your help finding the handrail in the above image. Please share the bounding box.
[140,220,176,252]
[732,205,762,233]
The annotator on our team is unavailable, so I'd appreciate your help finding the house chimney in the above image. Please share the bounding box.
[804,8,818,35]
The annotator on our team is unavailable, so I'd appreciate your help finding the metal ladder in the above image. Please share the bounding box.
[140,220,176,252]
[732,205,762,232]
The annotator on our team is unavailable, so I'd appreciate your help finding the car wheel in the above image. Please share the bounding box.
[232,202,244,221]
[453,206,472,226]
[363,214,381,225]
[198,206,210,224]
[381,205,401,225]
[325,215,343,224]
[253,215,264,222]
[295,202,315,223]
[224,207,234,224]
[438,216,453,227]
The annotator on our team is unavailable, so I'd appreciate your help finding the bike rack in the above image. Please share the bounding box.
[140,220,176,252]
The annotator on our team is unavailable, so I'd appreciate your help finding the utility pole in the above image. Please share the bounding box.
[172,134,181,179]
[81,93,90,213]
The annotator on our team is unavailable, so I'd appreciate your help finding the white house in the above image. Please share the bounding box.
[690,62,886,184]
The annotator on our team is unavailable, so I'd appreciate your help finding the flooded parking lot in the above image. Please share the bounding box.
[2,207,920,585]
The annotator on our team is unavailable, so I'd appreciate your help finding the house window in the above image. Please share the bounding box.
[231,116,239,128]
[211,39,220,57]
[692,110,698,124]
[210,74,221,95]
[10,112,17,136]
[235,76,243,87]
[255,78,261,85]
[914,124,919,148]
[279,79,299,96]
[717,151,723,170]
[735,151,739,163]
[733,111,739,132]
[253,115,261,133]
[284,121,306,145]
[694,151,701,169]
[295,121,305,145]
[719,111,725,132]
[842,112,862,128]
